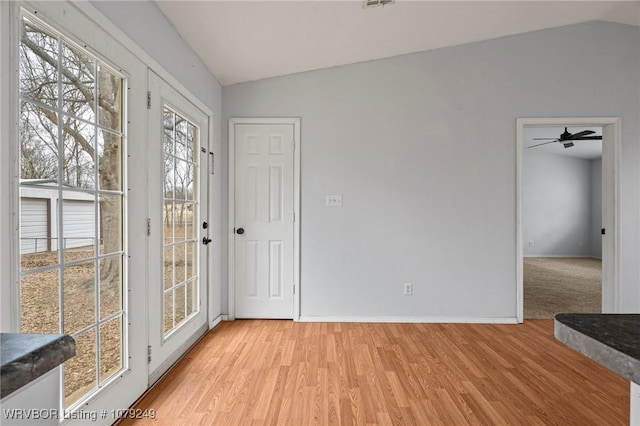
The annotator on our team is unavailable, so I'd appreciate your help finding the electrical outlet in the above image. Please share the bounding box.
[403,283,412,296]
[326,195,343,207]
[528,240,534,247]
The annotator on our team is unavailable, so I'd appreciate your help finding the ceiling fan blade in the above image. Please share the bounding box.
[569,130,596,139]
[563,142,575,149]
[573,136,602,140]
[528,140,558,148]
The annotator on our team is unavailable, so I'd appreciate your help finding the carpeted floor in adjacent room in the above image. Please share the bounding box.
[524,257,601,319]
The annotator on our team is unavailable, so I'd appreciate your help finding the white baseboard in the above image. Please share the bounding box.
[209,314,224,329]
[524,255,599,258]
[298,316,519,324]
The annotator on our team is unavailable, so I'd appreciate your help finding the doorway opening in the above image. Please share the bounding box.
[522,126,602,318]
[516,118,621,322]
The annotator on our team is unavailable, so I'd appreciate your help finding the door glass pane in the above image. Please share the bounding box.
[99,255,122,319]
[186,280,197,317]
[62,119,95,189]
[19,11,126,410]
[175,118,188,160]
[97,130,122,191]
[64,328,97,407]
[20,269,59,333]
[99,194,122,255]
[186,123,196,163]
[163,110,174,155]
[162,105,199,337]
[175,203,186,241]
[185,163,195,200]
[164,246,174,290]
[62,191,96,263]
[99,316,122,383]
[174,160,188,200]
[61,42,95,122]
[163,290,173,334]
[20,195,57,271]
[63,261,96,334]
[175,284,186,324]
[97,64,123,132]
[185,203,194,240]
[175,243,186,282]
[19,101,59,182]
[186,242,196,280]
[20,17,59,108]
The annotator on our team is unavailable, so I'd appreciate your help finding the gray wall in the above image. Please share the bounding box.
[91,1,224,317]
[523,153,593,257]
[223,21,640,318]
[590,158,603,258]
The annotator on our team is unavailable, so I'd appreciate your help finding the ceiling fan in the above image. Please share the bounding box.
[528,127,602,149]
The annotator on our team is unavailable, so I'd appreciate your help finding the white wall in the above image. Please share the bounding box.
[90,1,224,318]
[223,21,640,318]
[590,158,603,258]
[523,153,593,257]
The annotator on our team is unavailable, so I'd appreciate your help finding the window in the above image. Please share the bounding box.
[18,11,126,408]
[162,106,200,337]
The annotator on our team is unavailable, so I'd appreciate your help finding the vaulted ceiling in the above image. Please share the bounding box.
[156,1,640,86]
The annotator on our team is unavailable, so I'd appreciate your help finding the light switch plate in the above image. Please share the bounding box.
[326,195,343,207]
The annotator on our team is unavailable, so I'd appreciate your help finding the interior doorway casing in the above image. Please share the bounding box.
[227,118,301,321]
[516,117,621,323]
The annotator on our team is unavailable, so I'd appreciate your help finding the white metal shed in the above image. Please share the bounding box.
[20,180,96,255]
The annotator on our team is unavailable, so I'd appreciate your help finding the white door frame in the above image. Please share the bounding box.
[516,117,621,323]
[228,118,301,321]
[147,70,211,384]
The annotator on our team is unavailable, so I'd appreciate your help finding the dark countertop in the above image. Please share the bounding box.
[1,333,76,399]
[555,314,640,384]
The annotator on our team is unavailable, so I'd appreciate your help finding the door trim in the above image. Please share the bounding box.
[515,117,621,323]
[228,118,301,321]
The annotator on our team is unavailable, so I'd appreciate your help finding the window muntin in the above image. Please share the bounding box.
[162,106,200,337]
[18,11,126,409]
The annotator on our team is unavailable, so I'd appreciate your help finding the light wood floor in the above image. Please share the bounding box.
[121,320,628,425]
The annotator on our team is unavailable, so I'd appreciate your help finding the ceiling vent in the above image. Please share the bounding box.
[363,0,395,8]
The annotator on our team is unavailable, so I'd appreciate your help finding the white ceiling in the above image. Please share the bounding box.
[155,0,640,86]
[524,127,602,160]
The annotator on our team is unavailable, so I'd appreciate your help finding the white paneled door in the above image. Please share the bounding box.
[234,124,295,318]
[148,71,210,382]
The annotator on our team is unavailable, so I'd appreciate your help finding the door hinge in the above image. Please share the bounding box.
[147,91,151,109]
[147,218,151,236]
[147,345,152,363]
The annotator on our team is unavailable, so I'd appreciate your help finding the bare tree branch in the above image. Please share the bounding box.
[21,29,117,116]
[38,106,95,159]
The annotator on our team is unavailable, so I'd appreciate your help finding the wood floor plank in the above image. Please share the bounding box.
[119,320,628,425]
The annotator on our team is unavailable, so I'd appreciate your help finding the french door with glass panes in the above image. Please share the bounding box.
[147,71,210,383]
[15,3,147,423]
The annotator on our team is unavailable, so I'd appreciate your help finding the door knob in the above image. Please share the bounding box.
[236,228,245,235]
[202,237,212,245]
